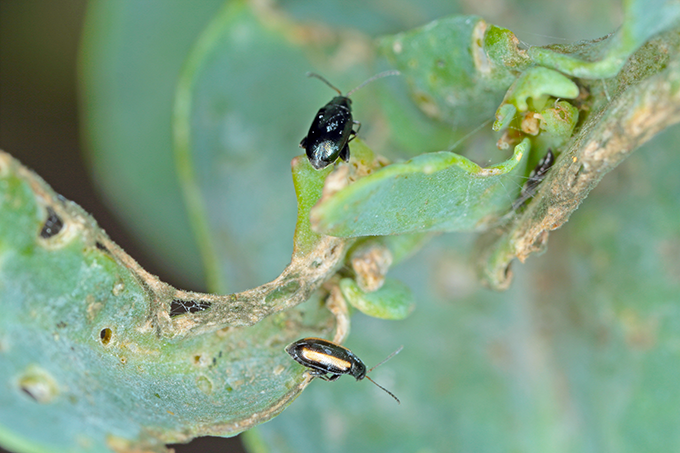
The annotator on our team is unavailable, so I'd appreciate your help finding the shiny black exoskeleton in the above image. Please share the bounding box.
[300,95,357,170]
[512,148,556,210]
[285,337,402,403]
[286,337,366,381]
[300,70,400,170]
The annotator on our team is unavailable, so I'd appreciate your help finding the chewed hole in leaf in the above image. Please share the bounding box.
[39,207,64,239]
[18,368,58,404]
[170,300,212,317]
[196,375,213,394]
[100,328,113,345]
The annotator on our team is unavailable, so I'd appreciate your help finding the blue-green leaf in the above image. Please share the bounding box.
[311,138,529,237]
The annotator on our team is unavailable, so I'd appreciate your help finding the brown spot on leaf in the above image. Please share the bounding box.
[100,328,113,345]
[521,112,542,135]
[351,243,393,292]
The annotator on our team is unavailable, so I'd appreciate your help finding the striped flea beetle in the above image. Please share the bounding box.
[285,337,402,403]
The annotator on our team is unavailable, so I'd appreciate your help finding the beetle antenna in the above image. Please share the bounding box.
[306,72,342,95]
[367,345,403,373]
[365,375,400,404]
[345,69,401,97]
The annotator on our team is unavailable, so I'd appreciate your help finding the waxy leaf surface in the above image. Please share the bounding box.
[0,151,337,453]
[311,139,529,237]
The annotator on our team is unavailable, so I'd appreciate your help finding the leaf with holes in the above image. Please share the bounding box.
[0,150,347,453]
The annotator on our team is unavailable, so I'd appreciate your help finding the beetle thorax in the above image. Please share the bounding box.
[351,360,367,381]
[330,96,352,109]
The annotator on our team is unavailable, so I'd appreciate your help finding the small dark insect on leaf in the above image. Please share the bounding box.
[300,70,400,170]
[512,149,555,210]
[285,337,402,403]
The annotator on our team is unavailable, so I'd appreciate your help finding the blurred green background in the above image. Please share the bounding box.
[0,1,240,452]
[5,0,680,452]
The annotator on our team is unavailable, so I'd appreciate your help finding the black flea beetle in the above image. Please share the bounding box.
[300,70,400,170]
[285,337,402,403]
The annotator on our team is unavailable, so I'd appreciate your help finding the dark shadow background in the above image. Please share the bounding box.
[0,1,244,452]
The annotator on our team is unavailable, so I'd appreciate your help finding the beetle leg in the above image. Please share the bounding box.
[312,371,341,382]
[349,120,361,141]
[299,136,308,149]
[307,369,325,378]
[307,369,331,380]
[339,143,350,162]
